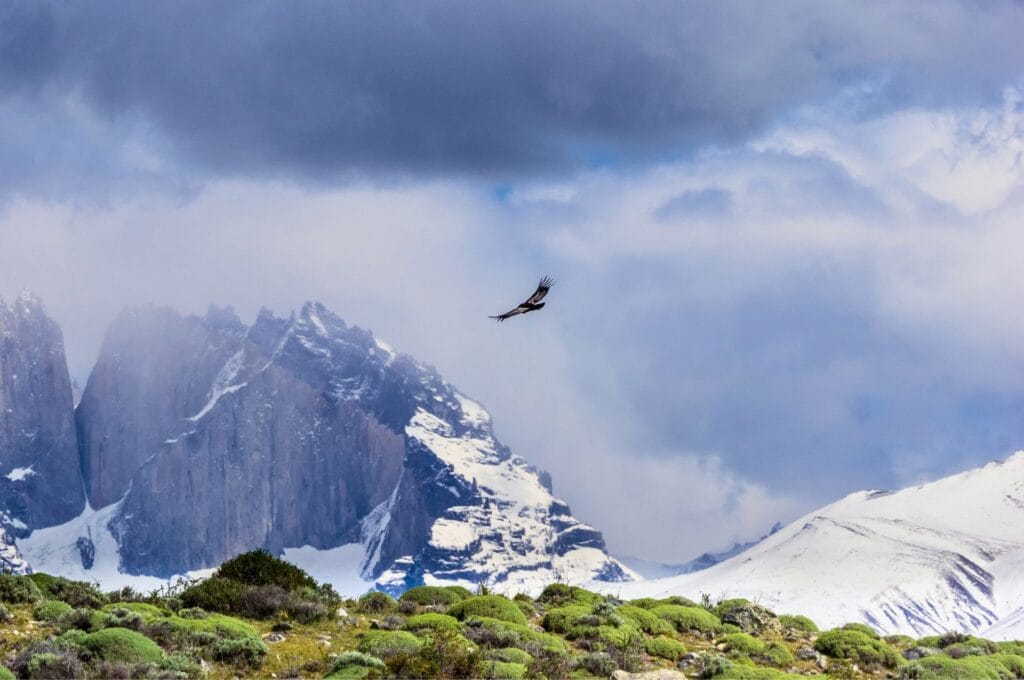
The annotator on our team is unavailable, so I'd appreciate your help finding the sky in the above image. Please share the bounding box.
[2,0,1024,563]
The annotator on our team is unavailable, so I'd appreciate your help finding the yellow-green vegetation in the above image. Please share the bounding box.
[3,555,1024,678]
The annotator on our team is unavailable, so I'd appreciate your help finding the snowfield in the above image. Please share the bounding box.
[604,451,1024,639]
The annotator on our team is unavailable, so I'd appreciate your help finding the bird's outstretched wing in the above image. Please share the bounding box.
[524,276,553,305]
[489,305,530,322]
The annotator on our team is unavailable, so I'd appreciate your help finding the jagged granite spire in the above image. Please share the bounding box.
[0,293,85,535]
[56,301,633,591]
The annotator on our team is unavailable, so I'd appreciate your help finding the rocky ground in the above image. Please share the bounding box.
[1,550,1023,679]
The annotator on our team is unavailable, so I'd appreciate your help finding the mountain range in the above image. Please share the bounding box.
[4,292,1024,641]
[611,451,1024,640]
[1,294,632,592]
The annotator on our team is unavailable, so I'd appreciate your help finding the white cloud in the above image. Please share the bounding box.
[2,89,1023,562]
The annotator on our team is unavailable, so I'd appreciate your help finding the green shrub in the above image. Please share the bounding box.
[180,577,248,614]
[415,627,485,678]
[566,621,643,649]
[778,614,818,633]
[31,600,72,622]
[357,591,397,614]
[215,549,317,591]
[487,647,533,665]
[618,605,673,635]
[814,629,901,669]
[57,607,106,632]
[761,641,794,667]
[541,605,591,633]
[462,616,568,654]
[358,630,423,660]
[101,602,171,618]
[326,651,386,680]
[996,641,1024,656]
[906,653,1024,679]
[167,612,260,641]
[719,632,765,655]
[0,573,42,603]
[400,585,464,607]
[213,637,267,668]
[54,629,88,650]
[29,575,106,609]
[0,665,13,680]
[652,604,721,633]
[536,584,603,608]
[514,599,536,620]
[403,612,461,633]
[841,622,880,639]
[712,598,752,618]
[718,666,802,679]
[645,636,687,661]
[178,607,208,619]
[694,652,732,678]
[81,627,164,664]
[448,595,528,625]
[577,651,617,676]
[25,652,84,679]
[0,603,12,623]
[484,660,528,679]
[159,652,203,679]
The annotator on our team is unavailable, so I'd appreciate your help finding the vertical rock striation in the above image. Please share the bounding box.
[0,293,85,536]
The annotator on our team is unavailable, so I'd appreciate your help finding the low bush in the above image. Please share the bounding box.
[179,577,247,614]
[462,616,568,654]
[400,585,465,607]
[540,605,591,633]
[213,637,267,668]
[577,651,617,676]
[326,651,386,680]
[618,605,673,635]
[24,651,83,679]
[779,614,818,633]
[215,549,317,591]
[32,600,73,622]
[158,652,202,679]
[904,653,1024,679]
[645,636,687,661]
[0,573,42,603]
[357,591,397,615]
[842,622,880,639]
[814,628,901,669]
[760,641,794,667]
[403,612,461,633]
[719,632,764,655]
[30,575,106,609]
[0,603,12,623]
[0,666,13,680]
[448,595,528,625]
[357,630,423,660]
[536,584,603,608]
[486,647,533,665]
[81,627,164,664]
[483,660,527,679]
[712,598,752,618]
[652,604,721,634]
[57,607,105,633]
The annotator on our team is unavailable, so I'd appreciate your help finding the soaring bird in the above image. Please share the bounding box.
[489,276,554,322]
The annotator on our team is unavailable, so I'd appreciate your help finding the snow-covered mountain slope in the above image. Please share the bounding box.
[607,452,1024,639]
[20,301,633,595]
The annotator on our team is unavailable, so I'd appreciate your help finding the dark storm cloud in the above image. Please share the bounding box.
[2,0,1024,183]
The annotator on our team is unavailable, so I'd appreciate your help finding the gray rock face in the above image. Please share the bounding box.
[52,300,632,589]
[0,293,84,534]
[77,305,248,509]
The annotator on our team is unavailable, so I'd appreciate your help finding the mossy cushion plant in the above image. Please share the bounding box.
[536,584,603,608]
[448,595,528,625]
[80,627,165,664]
[462,616,568,653]
[400,585,465,607]
[403,613,461,633]
[33,600,74,622]
[645,636,687,661]
[719,632,765,655]
[0,665,14,680]
[486,647,533,665]
[483,660,528,679]
[357,630,423,660]
[618,605,673,635]
[778,614,818,633]
[325,651,387,680]
[841,621,880,639]
[905,653,1024,679]
[813,628,902,669]
[651,604,721,634]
